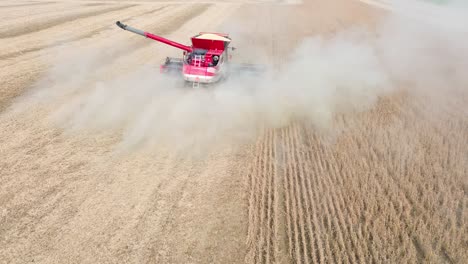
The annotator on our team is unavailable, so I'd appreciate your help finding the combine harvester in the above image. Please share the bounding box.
[116,21,264,88]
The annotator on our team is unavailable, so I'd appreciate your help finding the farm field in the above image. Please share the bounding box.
[0,0,466,263]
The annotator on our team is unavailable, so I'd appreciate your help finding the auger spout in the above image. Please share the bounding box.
[116,21,192,52]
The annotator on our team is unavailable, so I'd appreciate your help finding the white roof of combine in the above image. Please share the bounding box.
[194,33,231,42]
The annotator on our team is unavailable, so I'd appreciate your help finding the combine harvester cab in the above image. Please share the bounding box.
[116,21,265,88]
[179,32,232,86]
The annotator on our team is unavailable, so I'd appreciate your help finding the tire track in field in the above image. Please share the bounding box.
[0,4,136,39]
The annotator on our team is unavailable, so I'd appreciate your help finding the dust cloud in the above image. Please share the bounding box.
[14,0,467,156]
[375,0,468,121]
[38,31,390,156]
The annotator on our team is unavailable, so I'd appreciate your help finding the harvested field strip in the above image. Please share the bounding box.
[70,3,212,68]
[47,3,213,88]
[1,3,86,21]
[0,6,170,60]
[0,1,56,9]
[0,4,136,38]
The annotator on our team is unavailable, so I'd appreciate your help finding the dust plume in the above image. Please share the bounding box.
[12,0,467,156]
[35,29,389,156]
[374,0,468,119]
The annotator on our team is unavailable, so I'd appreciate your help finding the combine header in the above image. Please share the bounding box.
[116,21,263,88]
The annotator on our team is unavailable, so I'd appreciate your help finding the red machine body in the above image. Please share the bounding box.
[116,21,262,86]
[144,32,192,52]
[160,32,232,84]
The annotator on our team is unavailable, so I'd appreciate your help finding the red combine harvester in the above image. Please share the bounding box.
[116,21,263,87]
